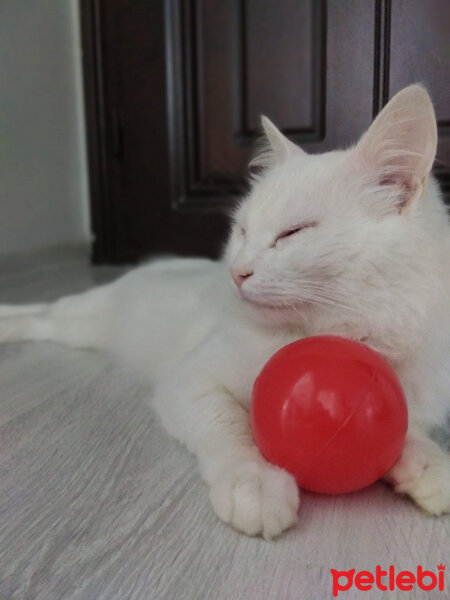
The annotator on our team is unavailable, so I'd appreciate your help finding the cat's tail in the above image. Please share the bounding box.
[0,284,114,349]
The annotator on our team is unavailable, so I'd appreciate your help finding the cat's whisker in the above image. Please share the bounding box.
[253,290,361,315]
[252,278,362,315]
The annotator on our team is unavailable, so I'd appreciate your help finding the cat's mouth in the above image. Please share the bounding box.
[234,282,302,313]
[237,288,308,325]
[246,299,280,309]
[239,291,288,310]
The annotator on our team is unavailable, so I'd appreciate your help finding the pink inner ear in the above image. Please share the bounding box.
[379,174,401,187]
[378,173,411,212]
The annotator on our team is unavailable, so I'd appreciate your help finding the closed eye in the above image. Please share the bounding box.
[274,222,318,246]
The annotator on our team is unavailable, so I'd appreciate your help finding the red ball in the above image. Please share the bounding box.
[251,336,408,494]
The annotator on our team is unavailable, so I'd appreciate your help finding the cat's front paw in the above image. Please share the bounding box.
[386,440,450,515]
[209,460,300,539]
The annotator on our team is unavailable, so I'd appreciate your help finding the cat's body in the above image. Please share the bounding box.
[1,85,449,538]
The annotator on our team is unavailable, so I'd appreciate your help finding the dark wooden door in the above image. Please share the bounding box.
[81,0,450,264]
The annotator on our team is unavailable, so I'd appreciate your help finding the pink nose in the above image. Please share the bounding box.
[231,267,254,288]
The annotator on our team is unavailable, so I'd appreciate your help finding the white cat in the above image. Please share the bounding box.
[1,85,449,539]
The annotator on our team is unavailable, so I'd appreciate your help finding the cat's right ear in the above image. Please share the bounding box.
[249,116,306,170]
[355,85,437,210]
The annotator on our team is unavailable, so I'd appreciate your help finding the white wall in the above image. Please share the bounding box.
[0,0,90,255]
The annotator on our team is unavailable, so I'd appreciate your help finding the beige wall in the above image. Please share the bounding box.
[0,0,90,255]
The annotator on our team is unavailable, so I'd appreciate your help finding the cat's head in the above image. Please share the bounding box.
[225,85,440,335]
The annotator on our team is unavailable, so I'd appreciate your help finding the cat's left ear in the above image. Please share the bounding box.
[356,84,437,209]
[249,116,306,170]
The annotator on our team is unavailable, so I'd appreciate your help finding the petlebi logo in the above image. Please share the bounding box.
[330,564,446,597]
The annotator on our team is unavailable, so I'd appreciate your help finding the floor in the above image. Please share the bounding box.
[0,247,448,600]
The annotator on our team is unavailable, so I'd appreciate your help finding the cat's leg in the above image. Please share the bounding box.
[385,424,450,515]
[154,369,300,540]
[0,285,113,349]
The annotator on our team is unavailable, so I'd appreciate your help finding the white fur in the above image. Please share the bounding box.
[1,85,449,537]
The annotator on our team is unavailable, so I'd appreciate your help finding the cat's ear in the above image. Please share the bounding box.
[356,84,437,209]
[249,116,306,170]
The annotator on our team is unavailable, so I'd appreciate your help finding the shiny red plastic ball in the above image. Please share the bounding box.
[251,336,408,494]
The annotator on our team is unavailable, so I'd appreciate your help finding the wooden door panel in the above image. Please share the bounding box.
[174,0,376,206]
[389,0,450,197]
[82,0,449,263]
[245,0,315,133]
[181,0,325,189]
